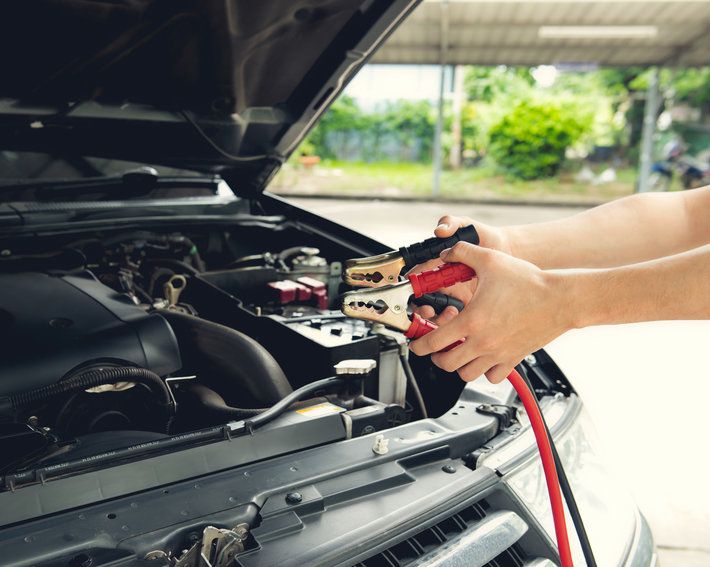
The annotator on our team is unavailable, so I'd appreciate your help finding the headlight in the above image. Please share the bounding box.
[481,399,640,566]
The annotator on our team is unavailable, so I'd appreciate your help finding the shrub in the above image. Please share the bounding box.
[488,100,589,180]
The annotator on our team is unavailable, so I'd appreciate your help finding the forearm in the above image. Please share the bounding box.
[504,187,710,269]
[556,244,710,329]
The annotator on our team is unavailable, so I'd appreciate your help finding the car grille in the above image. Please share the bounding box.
[354,500,537,567]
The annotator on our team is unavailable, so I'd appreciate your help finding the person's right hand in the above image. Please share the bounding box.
[409,216,511,324]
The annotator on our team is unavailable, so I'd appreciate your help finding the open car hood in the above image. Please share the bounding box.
[0,0,418,195]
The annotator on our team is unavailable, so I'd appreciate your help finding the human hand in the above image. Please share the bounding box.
[410,216,511,323]
[409,242,573,384]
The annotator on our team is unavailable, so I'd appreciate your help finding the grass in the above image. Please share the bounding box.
[271,159,640,203]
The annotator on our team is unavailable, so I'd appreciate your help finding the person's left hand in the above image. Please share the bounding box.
[409,242,574,383]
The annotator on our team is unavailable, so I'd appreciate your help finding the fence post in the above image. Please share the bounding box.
[432,0,449,198]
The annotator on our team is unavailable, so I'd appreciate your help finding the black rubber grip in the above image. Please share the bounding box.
[400,225,479,269]
[413,293,465,314]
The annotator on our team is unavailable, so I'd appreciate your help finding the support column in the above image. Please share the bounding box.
[449,65,465,169]
[432,0,449,198]
[637,67,660,192]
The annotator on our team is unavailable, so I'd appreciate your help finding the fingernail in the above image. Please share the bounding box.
[436,223,448,231]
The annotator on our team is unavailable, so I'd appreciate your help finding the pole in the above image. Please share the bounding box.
[450,65,464,169]
[637,67,660,192]
[432,0,449,198]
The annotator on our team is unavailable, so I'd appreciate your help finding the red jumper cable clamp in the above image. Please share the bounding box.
[341,262,476,348]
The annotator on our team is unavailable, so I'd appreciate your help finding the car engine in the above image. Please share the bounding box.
[0,226,435,474]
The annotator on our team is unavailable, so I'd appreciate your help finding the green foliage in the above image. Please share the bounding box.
[302,96,437,162]
[464,66,533,102]
[488,100,590,180]
[670,68,710,108]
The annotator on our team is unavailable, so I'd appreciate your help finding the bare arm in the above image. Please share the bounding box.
[410,243,710,383]
[436,186,710,269]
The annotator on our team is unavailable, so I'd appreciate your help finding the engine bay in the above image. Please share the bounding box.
[0,222,454,478]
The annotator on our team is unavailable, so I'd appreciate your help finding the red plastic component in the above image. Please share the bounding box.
[268,280,299,304]
[405,314,464,351]
[404,313,439,339]
[408,262,476,298]
[297,276,329,309]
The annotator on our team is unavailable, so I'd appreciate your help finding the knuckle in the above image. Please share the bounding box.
[437,357,459,374]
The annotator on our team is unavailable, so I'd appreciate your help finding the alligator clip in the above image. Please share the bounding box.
[343,225,479,288]
[341,262,476,345]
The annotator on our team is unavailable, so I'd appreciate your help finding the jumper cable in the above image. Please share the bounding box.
[341,260,576,567]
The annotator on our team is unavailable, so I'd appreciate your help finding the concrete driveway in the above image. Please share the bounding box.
[289,196,710,567]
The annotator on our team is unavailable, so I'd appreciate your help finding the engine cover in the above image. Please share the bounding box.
[0,271,181,395]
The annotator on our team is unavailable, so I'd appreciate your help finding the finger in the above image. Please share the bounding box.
[430,335,479,373]
[433,305,458,325]
[413,305,436,319]
[409,316,466,357]
[440,240,491,267]
[457,356,496,382]
[435,215,469,238]
[485,363,514,384]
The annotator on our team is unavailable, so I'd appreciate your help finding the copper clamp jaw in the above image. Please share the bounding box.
[342,251,406,288]
[340,280,413,332]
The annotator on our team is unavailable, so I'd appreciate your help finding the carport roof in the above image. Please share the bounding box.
[373,0,710,67]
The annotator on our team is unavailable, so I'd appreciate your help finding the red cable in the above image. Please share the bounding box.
[507,369,574,567]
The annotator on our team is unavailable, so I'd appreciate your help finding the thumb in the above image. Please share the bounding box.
[434,215,470,238]
[440,241,491,268]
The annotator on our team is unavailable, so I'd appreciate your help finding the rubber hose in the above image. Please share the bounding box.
[185,383,266,420]
[8,366,174,415]
[160,310,292,406]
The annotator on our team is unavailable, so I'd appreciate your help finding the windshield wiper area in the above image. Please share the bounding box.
[0,167,225,202]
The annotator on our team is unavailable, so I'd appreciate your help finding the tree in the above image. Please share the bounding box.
[488,100,591,180]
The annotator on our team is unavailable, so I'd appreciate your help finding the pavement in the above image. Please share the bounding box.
[289,196,710,567]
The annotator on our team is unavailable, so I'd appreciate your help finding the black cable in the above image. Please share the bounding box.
[516,364,597,567]
[399,352,428,418]
[244,376,346,431]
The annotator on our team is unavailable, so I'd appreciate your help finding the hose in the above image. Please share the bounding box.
[244,376,346,431]
[160,310,292,407]
[185,383,266,420]
[507,369,574,567]
[516,365,597,567]
[399,352,428,418]
[4,366,174,417]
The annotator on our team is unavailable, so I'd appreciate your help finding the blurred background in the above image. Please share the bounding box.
[276,2,710,565]
[273,0,710,204]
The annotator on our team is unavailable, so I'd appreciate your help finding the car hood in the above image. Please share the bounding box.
[0,0,418,195]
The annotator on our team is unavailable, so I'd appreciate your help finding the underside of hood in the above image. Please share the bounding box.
[0,0,419,193]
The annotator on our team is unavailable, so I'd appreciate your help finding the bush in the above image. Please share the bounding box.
[488,100,589,180]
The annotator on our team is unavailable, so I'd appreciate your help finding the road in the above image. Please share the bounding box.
[290,197,710,567]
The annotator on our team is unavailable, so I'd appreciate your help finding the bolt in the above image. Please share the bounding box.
[372,434,389,455]
[442,464,456,474]
[524,354,537,365]
[286,492,302,504]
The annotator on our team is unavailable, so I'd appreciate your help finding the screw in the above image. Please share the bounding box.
[286,492,302,504]
[524,354,537,365]
[442,464,456,474]
[393,305,401,311]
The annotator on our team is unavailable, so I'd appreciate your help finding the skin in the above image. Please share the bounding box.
[409,186,710,383]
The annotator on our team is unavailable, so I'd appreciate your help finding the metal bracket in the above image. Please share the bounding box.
[476,404,516,429]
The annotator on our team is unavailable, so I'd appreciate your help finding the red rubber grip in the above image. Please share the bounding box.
[408,262,476,298]
[405,313,464,351]
[404,313,439,339]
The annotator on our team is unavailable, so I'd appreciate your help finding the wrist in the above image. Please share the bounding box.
[544,270,592,331]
